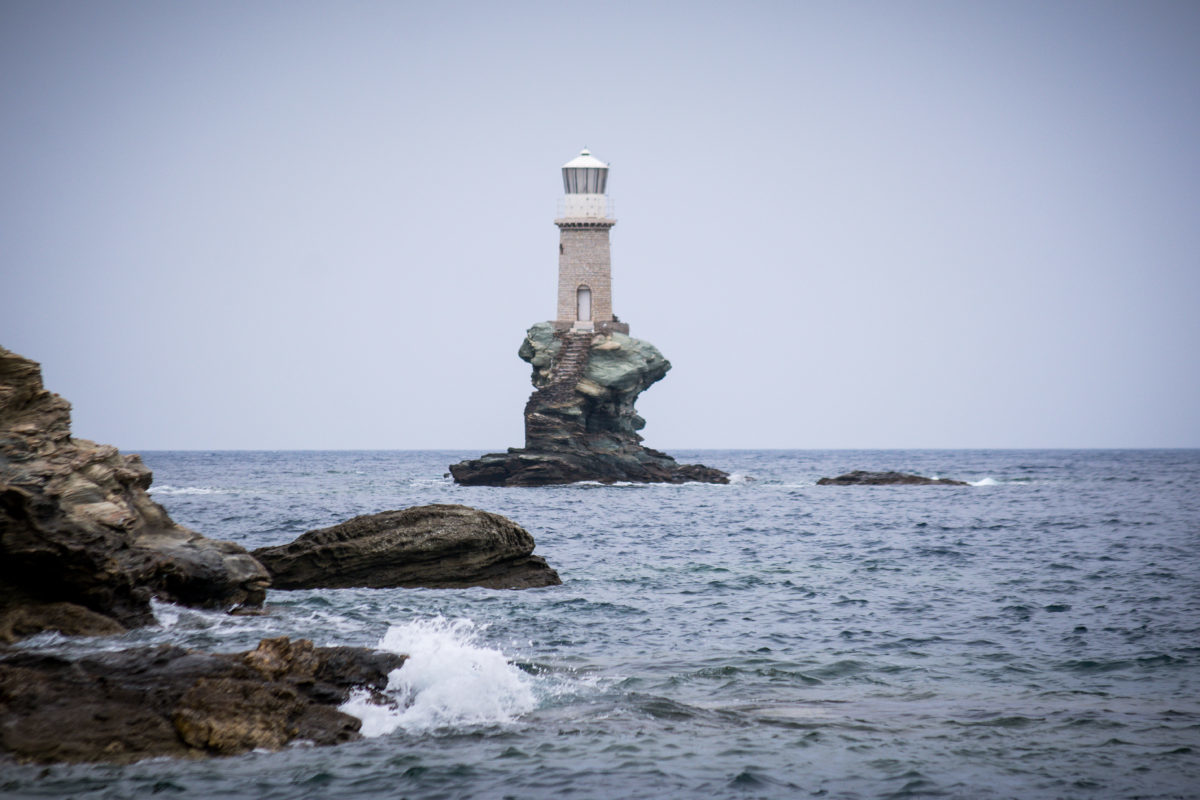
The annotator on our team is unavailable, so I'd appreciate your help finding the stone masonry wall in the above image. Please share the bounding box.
[556,222,614,323]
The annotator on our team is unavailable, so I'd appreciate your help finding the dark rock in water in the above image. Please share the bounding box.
[0,636,405,764]
[253,503,561,590]
[817,470,969,486]
[452,447,727,487]
[0,346,271,642]
[0,600,128,643]
[449,323,728,486]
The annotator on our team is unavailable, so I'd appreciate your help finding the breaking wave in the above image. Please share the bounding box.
[341,617,536,736]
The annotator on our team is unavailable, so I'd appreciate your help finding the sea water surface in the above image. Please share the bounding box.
[4,450,1199,799]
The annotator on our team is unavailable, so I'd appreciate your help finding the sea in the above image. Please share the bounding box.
[3,449,1199,799]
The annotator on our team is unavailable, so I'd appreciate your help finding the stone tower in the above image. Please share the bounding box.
[554,149,628,334]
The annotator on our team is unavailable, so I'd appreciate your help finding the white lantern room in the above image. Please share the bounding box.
[560,148,611,219]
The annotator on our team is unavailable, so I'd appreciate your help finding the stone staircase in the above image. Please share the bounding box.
[522,330,593,446]
[542,331,593,401]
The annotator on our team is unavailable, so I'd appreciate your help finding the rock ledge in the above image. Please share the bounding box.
[253,503,561,590]
[0,636,404,763]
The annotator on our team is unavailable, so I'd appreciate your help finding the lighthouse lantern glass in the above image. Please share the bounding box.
[563,167,607,195]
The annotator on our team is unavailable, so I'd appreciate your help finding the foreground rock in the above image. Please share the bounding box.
[817,471,969,486]
[253,504,561,590]
[450,323,728,486]
[1,346,270,642]
[0,636,404,764]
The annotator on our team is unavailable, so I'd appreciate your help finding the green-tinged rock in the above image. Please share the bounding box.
[519,321,562,379]
[584,333,669,394]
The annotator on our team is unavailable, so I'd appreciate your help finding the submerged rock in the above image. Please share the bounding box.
[252,503,561,590]
[449,323,728,486]
[0,636,405,764]
[0,346,271,642]
[817,471,969,486]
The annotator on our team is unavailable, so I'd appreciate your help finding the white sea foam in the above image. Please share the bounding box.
[341,617,536,736]
[970,477,999,487]
[572,477,742,488]
[151,599,181,628]
[148,485,227,495]
[149,599,270,639]
[409,477,452,488]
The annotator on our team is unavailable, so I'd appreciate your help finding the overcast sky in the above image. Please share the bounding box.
[2,0,1198,450]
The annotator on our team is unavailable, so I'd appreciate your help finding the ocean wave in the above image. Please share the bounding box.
[970,477,1000,486]
[148,599,275,641]
[151,599,182,628]
[342,617,536,736]
[148,485,231,495]
[568,476,750,488]
[408,476,453,488]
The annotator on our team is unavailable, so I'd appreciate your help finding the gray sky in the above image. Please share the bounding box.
[2,0,1198,450]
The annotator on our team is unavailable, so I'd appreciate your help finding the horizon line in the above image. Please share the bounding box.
[125,446,1200,453]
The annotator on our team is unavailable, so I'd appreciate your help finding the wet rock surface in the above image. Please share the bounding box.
[253,503,561,590]
[450,323,728,486]
[0,346,270,642]
[0,636,405,764]
[817,470,969,486]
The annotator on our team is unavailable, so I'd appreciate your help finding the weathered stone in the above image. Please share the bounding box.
[252,503,561,590]
[0,636,406,764]
[817,470,969,486]
[0,346,271,641]
[450,323,728,486]
[173,677,305,754]
[241,635,321,681]
[0,600,128,644]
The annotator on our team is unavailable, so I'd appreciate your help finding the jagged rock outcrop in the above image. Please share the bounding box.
[817,471,969,486]
[0,346,271,642]
[252,503,561,590]
[449,323,728,486]
[0,636,405,763]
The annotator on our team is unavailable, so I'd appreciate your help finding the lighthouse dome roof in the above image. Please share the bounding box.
[562,148,608,170]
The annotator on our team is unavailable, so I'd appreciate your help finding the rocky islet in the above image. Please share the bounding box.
[450,323,729,486]
[817,470,969,486]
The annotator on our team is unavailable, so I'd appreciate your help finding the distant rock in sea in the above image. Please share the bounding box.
[252,503,561,590]
[0,346,271,643]
[449,323,728,486]
[817,470,969,486]
[0,636,404,763]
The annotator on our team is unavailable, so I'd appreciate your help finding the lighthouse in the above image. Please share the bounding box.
[446,147,730,486]
[554,149,628,334]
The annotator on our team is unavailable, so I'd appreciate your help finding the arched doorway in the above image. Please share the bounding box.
[576,285,592,322]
